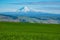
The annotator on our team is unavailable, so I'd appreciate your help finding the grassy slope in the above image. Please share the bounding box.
[0,22,60,40]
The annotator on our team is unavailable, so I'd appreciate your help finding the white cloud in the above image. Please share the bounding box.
[0,8,17,12]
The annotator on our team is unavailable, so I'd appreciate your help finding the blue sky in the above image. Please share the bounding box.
[0,0,60,3]
[0,0,60,14]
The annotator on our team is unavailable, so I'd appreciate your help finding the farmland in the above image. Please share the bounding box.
[0,22,60,40]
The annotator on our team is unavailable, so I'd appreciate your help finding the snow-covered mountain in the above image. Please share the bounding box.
[16,6,51,13]
[17,6,31,12]
[0,6,60,24]
[17,6,44,13]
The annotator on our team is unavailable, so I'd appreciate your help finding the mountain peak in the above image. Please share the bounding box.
[17,6,30,12]
[17,6,46,13]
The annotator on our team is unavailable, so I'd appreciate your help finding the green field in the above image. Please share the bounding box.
[0,22,60,40]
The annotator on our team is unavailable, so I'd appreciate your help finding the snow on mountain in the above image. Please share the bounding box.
[17,6,31,12]
[16,6,50,13]
[16,6,60,14]
[17,6,45,13]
